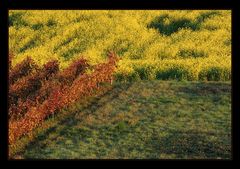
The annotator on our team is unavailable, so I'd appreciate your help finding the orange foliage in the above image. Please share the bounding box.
[8,52,119,144]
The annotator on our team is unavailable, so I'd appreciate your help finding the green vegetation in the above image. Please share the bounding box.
[9,10,231,81]
[9,10,231,159]
[13,81,231,159]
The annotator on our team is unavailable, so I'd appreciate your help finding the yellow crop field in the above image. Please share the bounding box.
[8,10,232,159]
[9,10,231,81]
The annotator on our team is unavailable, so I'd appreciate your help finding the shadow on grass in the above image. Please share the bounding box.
[177,82,231,96]
[20,81,231,159]
[24,82,134,150]
[147,129,231,159]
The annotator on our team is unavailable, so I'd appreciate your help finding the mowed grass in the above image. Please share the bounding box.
[15,81,231,159]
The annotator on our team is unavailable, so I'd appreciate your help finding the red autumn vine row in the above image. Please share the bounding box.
[9,56,90,120]
[9,52,119,144]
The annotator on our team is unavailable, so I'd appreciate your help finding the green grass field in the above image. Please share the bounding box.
[9,10,231,159]
[13,81,231,159]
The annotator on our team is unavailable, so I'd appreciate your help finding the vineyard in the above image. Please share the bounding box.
[8,10,231,159]
[9,52,118,145]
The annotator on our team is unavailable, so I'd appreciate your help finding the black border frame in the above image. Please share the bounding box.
[0,0,239,167]
[6,0,235,9]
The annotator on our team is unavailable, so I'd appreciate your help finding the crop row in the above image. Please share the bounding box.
[9,52,119,144]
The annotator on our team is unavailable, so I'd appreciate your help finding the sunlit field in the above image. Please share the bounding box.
[9,10,231,81]
[9,10,231,159]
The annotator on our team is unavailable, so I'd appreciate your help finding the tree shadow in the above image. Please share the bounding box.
[148,11,220,36]
[9,11,28,27]
[196,11,221,23]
